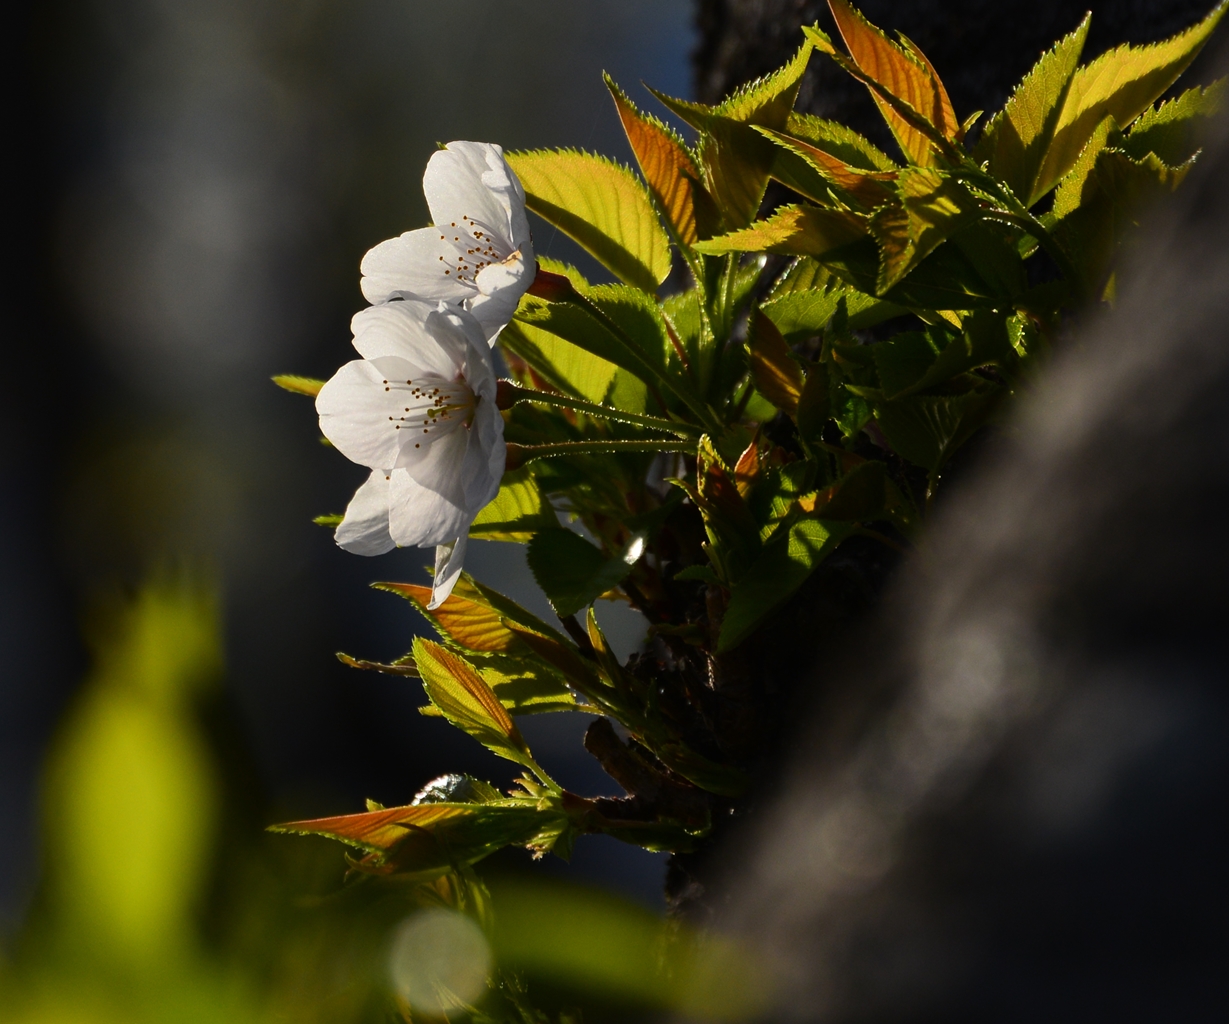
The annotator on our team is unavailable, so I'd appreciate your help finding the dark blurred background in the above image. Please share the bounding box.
[5,0,700,939]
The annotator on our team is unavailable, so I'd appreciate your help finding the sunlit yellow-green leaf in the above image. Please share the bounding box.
[871,168,981,291]
[500,319,618,405]
[1033,0,1227,202]
[271,374,324,398]
[468,465,558,542]
[694,204,866,257]
[1122,79,1227,165]
[975,14,1089,203]
[506,149,671,293]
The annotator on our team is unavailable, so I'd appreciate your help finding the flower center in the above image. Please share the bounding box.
[437,214,510,283]
[382,375,478,449]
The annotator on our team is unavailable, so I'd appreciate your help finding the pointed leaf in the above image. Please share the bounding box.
[272,803,476,854]
[975,15,1090,203]
[650,42,813,228]
[783,111,898,171]
[500,319,618,404]
[747,310,803,415]
[527,529,646,619]
[606,75,718,244]
[870,169,981,291]
[1033,1,1227,202]
[759,126,898,208]
[414,638,534,765]
[1122,80,1227,165]
[718,518,854,651]
[506,149,672,293]
[694,204,867,257]
[762,275,905,343]
[874,387,1004,472]
[272,374,324,397]
[822,0,960,165]
[469,466,558,543]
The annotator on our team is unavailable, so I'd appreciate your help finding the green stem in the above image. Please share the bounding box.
[508,439,694,463]
[504,384,701,438]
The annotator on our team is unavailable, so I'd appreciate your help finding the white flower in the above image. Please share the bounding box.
[360,141,534,344]
[316,299,505,608]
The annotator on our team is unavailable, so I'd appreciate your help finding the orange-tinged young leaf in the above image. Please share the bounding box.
[733,439,762,499]
[824,0,960,165]
[748,311,804,416]
[273,803,473,854]
[694,204,867,257]
[376,582,521,654]
[606,74,717,244]
[1033,0,1228,203]
[871,168,981,292]
[976,15,1090,204]
[414,638,531,763]
[758,127,897,208]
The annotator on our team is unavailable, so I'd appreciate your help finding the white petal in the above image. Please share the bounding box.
[428,536,468,609]
[334,470,396,555]
[460,401,506,512]
[351,302,467,377]
[317,358,422,470]
[360,227,475,305]
[396,418,470,506]
[469,246,535,342]
[387,468,470,548]
[424,142,519,254]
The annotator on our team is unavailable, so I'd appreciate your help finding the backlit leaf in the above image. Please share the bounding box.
[272,374,324,397]
[762,275,905,343]
[1122,80,1226,165]
[821,0,961,165]
[758,127,898,209]
[606,75,718,244]
[506,149,672,293]
[870,168,981,291]
[469,466,558,543]
[975,15,1089,204]
[783,111,898,171]
[414,638,533,765]
[1033,1,1227,202]
[650,42,813,228]
[272,803,474,854]
[694,204,867,257]
[376,582,524,655]
[747,310,803,415]
[500,319,618,404]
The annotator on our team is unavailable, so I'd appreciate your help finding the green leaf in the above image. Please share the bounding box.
[500,319,618,404]
[527,530,646,618]
[873,310,1012,399]
[1051,115,1118,220]
[1033,0,1227,202]
[762,278,905,343]
[1121,80,1227,165]
[1051,145,1194,291]
[313,513,343,528]
[782,111,898,171]
[468,467,557,543]
[746,309,803,416]
[506,149,672,293]
[694,204,867,257]
[413,638,537,768]
[718,518,854,651]
[272,374,324,397]
[759,126,898,210]
[870,169,981,292]
[874,387,1004,473]
[650,41,813,228]
[975,15,1090,205]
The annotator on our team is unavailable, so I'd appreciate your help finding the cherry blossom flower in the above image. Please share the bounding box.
[316,299,505,608]
[360,141,534,344]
